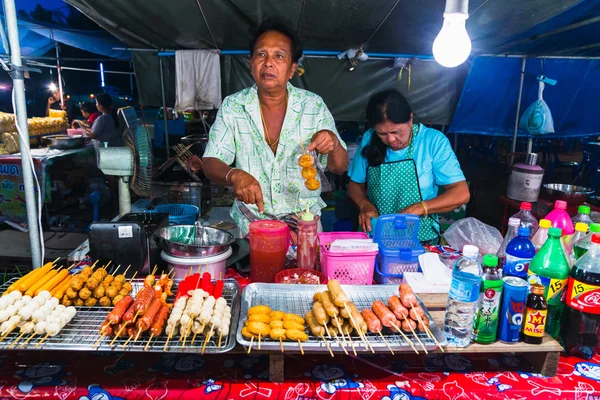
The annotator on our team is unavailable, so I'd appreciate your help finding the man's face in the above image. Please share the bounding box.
[250,30,297,92]
[51,91,60,101]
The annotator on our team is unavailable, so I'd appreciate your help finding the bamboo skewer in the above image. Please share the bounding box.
[34,333,50,349]
[343,302,373,352]
[134,329,142,343]
[346,331,357,356]
[297,339,304,355]
[333,315,345,345]
[123,265,131,276]
[164,329,174,351]
[389,321,419,354]
[202,325,214,354]
[111,265,121,276]
[321,335,334,358]
[218,333,223,348]
[409,301,444,352]
[109,326,126,347]
[333,333,349,355]
[90,260,99,269]
[191,331,198,345]
[401,315,428,354]
[247,336,254,354]
[378,330,394,355]
[52,257,60,265]
[93,335,105,348]
[103,260,112,270]
[279,338,284,353]
[129,271,138,283]
[67,263,77,271]
[121,336,132,348]
[323,322,331,339]
[144,334,154,351]
[9,331,26,349]
[0,323,18,342]
[258,333,261,351]
[20,333,36,348]
[150,265,158,276]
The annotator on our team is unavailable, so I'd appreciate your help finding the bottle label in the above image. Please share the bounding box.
[527,272,568,306]
[522,307,547,337]
[504,255,531,278]
[566,278,600,315]
[449,277,481,303]
[473,281,502,338]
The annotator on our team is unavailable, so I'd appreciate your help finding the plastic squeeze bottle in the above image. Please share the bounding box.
[527,227,570,340]
[511,202,539,238]
[531,219,551,251]
[504,226,536,279]
[572,205,593,228]
[297,203,319,269]
[574,223,600,260]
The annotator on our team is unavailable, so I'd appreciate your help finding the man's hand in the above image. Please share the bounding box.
[306,130,340,155]
[359,201,379,233]
[230,169,265,213]
[48,96,57,105]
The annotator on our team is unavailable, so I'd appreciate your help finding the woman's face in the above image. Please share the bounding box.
[374,115,414,151]
[250,31,297,93]
[96,101,104,113]
[81,109,90,118]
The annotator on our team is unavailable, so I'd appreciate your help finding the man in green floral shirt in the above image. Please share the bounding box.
[203,18,347,235]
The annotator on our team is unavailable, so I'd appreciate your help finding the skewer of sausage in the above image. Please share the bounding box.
[361,308,394,355]
[106,296,133,325]
[372,300,418,354]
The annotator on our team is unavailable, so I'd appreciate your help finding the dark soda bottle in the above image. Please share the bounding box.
[563,233,600,359]
[521,284,548,344]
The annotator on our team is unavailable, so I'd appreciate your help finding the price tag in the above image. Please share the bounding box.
[118,226,133,239]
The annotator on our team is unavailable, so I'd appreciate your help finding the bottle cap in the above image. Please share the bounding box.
[555,200,567,210]
[482,254,498,267]
[518,226,530,237]
[591,223,600,233]
[548,227,563,238]
[508,217,521,227]
[578,205,591,215]
[462,245,479,258]
[520,202,532,211]
[539,219,551,229]
[531,284,545,295]
[575,222,589,233]
[592,234,600,245]
[301,202,314,221]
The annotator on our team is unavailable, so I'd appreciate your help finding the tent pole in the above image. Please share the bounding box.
[159,57,170,156]
[54,42,64,108]
[4,0,42,268]
[511,57,526,153]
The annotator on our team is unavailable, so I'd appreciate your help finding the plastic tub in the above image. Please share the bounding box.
[318,232,377,285]
[152,204,199,225]
[161,247,232,279]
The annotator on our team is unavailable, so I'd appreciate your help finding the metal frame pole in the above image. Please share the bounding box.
[54,41,64,108]
[511,57,527,153]
[4,0,42,268]
[159,57,170,156]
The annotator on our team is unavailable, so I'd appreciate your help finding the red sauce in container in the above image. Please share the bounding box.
[249,220,290,283]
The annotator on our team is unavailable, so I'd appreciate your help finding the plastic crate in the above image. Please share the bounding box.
[318,232,377,285]
[373,214,425,282]
[151,204,199,225]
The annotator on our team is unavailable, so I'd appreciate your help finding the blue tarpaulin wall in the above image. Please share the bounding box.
[449,56,600,138]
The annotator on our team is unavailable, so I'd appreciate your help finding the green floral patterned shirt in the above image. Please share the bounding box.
[204,83,346,235]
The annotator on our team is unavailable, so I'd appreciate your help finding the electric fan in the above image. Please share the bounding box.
[96,107,152,216]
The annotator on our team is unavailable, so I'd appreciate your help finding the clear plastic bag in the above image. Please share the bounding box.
[443,217,503,255]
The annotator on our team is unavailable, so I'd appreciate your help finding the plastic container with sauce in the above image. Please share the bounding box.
[249,220,290,283]
[297,204,319,270]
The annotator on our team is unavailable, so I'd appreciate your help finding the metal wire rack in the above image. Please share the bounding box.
[0,278,240,354]
[236,283,446,353]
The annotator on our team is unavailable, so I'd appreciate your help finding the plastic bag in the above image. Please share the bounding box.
[519,81,554,135]
[443,217,503,255]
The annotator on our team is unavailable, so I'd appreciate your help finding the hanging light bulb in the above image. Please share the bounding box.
[432,0,471,68]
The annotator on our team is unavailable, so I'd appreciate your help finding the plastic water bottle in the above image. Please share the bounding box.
[531,219,551,251]
[566,222,589,258]
[444,245,482,347]
[504,226,536,279]
[497,217,520,270]
[511,202,539,238]
[572,205,593,228]
[573,223,600,260]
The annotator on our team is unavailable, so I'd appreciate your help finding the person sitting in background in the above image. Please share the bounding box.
[46,90,74,121]
[87,93,123,147]
[71,102,100,129]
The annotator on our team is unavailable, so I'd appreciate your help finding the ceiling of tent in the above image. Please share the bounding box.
[64,0,600,56]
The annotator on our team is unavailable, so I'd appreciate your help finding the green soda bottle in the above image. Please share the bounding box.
[527,227,570,339]
[472,254,503,344]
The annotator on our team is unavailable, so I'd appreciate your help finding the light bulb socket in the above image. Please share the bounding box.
[444,0,469,15]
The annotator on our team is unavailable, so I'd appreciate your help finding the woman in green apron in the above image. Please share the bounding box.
[347,90,470,243]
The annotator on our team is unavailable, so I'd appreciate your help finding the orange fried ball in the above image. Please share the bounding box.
[305,178,320,191]
[301,166,317,180]
[298,154,314,168]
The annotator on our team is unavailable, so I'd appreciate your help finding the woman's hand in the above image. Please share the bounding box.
[359,201,379,233]
[400,202,426,216]
[230,169,265,213]
[307,130,340,155]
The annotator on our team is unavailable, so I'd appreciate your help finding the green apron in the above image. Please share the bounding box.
[366,125,440,243]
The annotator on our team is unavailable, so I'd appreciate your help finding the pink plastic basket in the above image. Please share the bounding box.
[318,232,378,285]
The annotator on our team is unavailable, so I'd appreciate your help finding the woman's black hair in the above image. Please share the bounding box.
[362,90,413,166]
[95,93,119,128]
[79,102,97,114]
[250,17,303,63]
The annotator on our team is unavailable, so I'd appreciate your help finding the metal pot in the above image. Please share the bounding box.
[155,225,234,258]
[543,183,594,206]
[43,135,85,150]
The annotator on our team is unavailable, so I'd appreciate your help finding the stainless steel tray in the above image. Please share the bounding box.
[236,283,446,353]
[0,277,240,354]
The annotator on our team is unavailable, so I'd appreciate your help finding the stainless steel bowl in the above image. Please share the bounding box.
[543,183,594,206]
[155,225,234,258]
